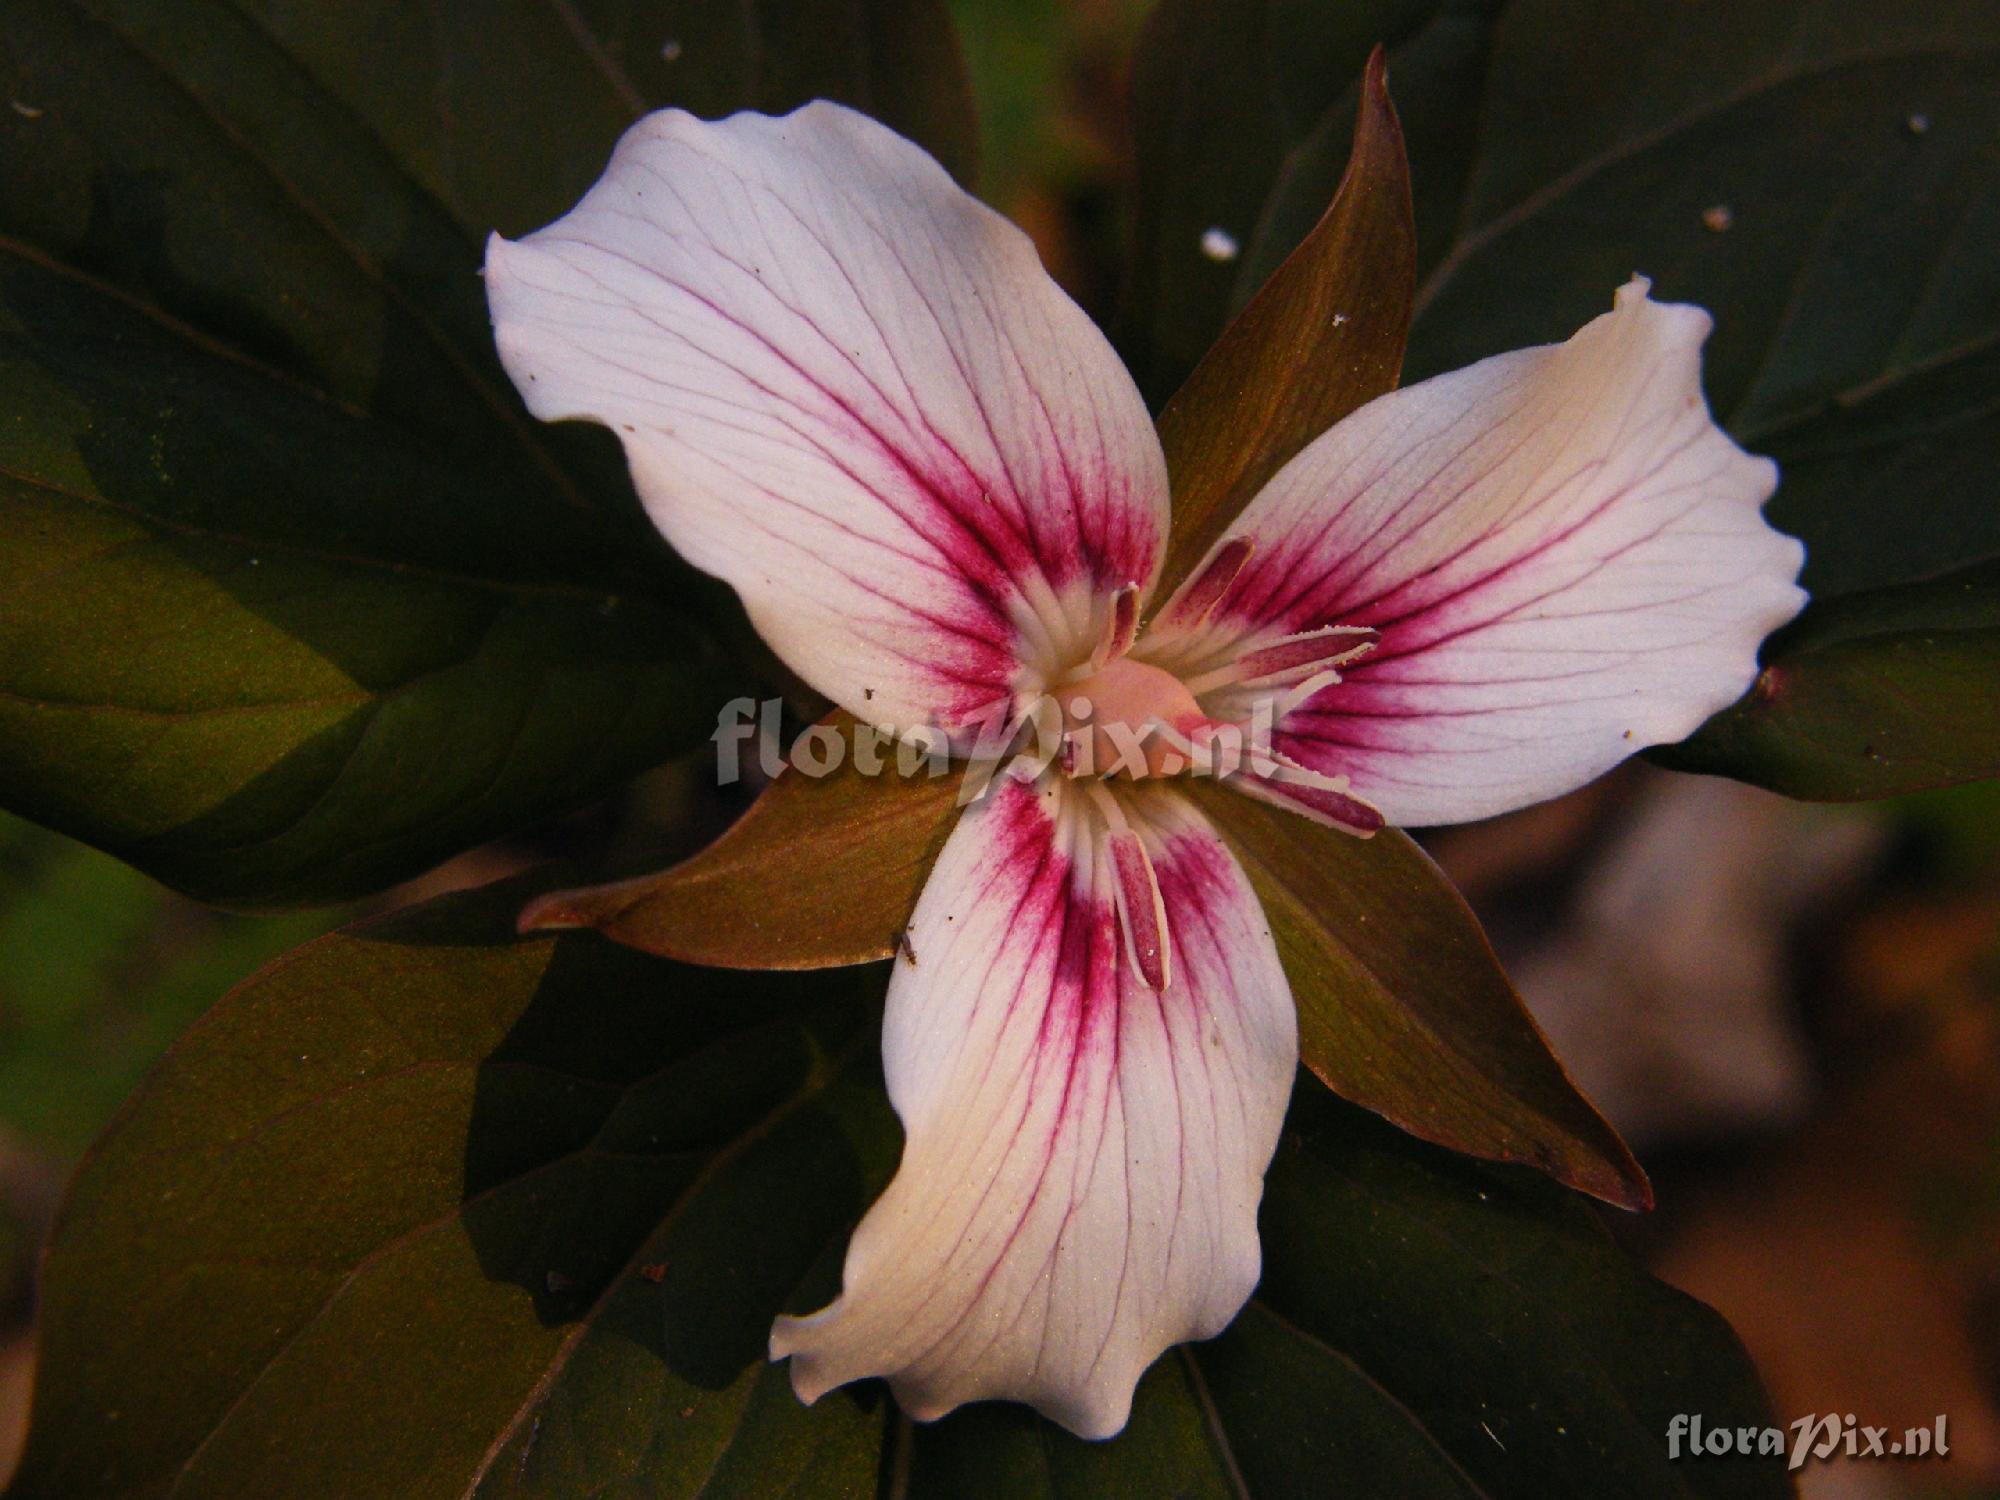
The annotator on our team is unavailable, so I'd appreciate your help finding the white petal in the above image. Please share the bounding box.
[1159,280,1806,825]
[770,776,1295,1438]
[486,104,1168,737]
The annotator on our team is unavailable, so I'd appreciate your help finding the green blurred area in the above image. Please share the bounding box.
[0,812,330,1157]
[950,0,1124,194]
[1897,780,2000,886]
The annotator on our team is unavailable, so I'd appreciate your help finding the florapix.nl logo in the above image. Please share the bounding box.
[1668,1413,1951,1473]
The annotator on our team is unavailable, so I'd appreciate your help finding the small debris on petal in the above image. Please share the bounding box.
[1199,226,1239,262]
[660,38,683,61]
[10,100,42,119]
[639,1263,668,1284]
[1906,111,1931,135]
[1701,204,1734,233]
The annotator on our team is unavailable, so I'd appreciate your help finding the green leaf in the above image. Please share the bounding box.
[0,0,978,904]
[1657,559,2000,797]
[219,0,978,238]
[0,811,327,1151]
[1235,1093,1785,1500]
[1401,0,2000,598]
[1137,0,2000,798]
[1194,784,1649,1209]
[9,879,901,1498]
[522,713,967,969]
[1152,48,1415,599]
[11,882,1781,1498]
[0,261,721,903]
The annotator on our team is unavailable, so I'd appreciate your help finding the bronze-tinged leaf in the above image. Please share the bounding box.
[522,713,964,969]
[1192,783,1650,1210]
[1152,46,1415,600]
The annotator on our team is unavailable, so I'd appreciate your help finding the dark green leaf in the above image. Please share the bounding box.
[1238,1092,1786,1500]
[0,811,326,1151]
[11,883,1779,1498]
[8,879,901,1498]
[1403,0,2000,599]
[1195,784,1649,1209]
[907,1322,1488,1498]
[0,0,978,903]
[220,0,978,237]
[1657,559,2000,797]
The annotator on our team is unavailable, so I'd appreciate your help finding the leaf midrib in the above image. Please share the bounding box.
[1416,42,1996,321]
[1217,806,1610,1159]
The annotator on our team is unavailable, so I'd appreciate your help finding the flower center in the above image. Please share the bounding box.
[1059,657,1207,778]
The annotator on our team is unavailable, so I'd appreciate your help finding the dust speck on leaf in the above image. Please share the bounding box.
[1199,226,1239,262]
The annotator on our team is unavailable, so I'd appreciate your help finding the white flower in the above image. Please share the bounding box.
[485,102,1804,1440]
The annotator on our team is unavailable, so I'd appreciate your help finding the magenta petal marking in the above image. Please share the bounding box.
[1160,537,1253,632]
[1107,828,1170,991]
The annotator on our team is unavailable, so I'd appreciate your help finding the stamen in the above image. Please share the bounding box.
[1100,584,1140,668]
[1157,537,1252,633]
[1063,582,1143,684]
[1085,785,1172,990]
[1245,755,1384,836]
[1232,625,1378,683]
[1274,667,1344,719]
[1181,625,1379,696]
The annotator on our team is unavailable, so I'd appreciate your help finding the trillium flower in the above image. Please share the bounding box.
[484,101,1805,1439]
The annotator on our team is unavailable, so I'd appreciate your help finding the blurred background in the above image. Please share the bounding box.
[3,3,1995,1496]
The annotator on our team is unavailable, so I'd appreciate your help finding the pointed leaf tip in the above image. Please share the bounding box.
[1196,784,1651,1211]
[519,712,966,970]
[515,890,597,934]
